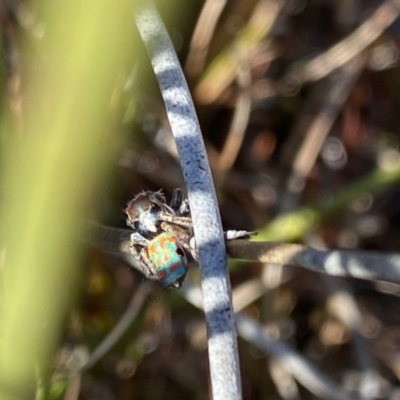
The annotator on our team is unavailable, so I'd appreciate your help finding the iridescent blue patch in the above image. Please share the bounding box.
[148,233,188,287]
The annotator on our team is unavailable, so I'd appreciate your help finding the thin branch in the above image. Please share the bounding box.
[82,221,130,254]
[278,57,363,214]
[184,0,227,78]
[231,278,269,312]
[226,240,400,285]
[182,284,354,400]
[268,358,300,400]
[284,0,400,86]
[84,221,400,286]
[324,279,382,398]
[282,58,363,204]
[194,0,282,104]
[235,314,356,400]
[217,48,252,174]
[81,281,153,371]
[134,3,242,399]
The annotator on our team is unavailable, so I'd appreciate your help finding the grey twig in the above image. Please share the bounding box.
[81,221,131,255]
[182,284,354,400]
[226,240,400,285]
[134,3,242,400]
[81,281,153,371]
[85,221,400,286]
[235,314,356,400]
[324,279,382,398]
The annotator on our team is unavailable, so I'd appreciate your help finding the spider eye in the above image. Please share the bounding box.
[149,204,160,217]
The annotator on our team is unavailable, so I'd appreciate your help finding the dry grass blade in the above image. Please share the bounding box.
[195,0,282,104]
[284,0,400,86]
[185,0,227,78]
[217,49,252,173]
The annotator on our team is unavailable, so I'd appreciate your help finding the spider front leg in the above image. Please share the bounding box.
[158,211,193,229]
[137,247,160,280]
[170,188,190,216]
[128,233,159,280]
[131,245,160,282]
[169,188,183,213]
[129,231,150,247]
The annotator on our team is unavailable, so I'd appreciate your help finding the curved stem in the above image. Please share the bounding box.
[134,3,242,399]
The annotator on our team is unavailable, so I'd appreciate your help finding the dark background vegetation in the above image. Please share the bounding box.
[3,0,400,399]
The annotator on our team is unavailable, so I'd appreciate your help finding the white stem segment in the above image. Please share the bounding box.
[134,3,242,400]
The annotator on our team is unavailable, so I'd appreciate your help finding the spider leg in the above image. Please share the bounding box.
[128,244,156,279]
[179,199,190,216]
[148,190,175,215]
[153,189,167,205]
[129,232,150,247]
[138,247,159,279]
[158,211,193,228]
[128,233,159,279]
[160,222,192,242]
[170,188,183,213]
[170,188,191,216]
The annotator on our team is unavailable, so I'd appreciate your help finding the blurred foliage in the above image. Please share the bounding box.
[2,0,400,399]
[0,0,132,399]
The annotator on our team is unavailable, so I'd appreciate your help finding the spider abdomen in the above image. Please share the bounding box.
[147,233,188,287]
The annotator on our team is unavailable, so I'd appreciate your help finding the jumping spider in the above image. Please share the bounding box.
[125,189,253,288]
[125,189,194,287]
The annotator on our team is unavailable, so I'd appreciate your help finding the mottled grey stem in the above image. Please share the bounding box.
[134,3,242,400]
[84,221,400,286]
[226,240,400,284]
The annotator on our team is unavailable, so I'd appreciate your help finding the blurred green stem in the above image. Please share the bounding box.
[258,159,400,241]
[0,2,131,399]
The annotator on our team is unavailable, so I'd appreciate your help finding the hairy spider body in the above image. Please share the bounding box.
[125,188,254,288]
[125,189,192,287]
[127,233,188,288]
[125,190,169,237]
